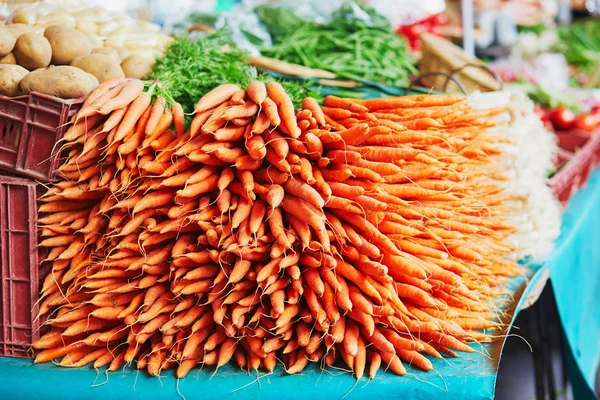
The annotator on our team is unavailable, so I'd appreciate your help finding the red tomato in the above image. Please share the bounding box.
[591,104,600,115]
[430,25,444,35]
[534,107,550,122]
[432,13,448,26]
[406,23,427,38]
[550,106,576,131]
[397,25,410,35]
[573,113,600,133]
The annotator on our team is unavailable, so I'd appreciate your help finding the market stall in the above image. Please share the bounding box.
[1,169,599,400]
[0,0,598,399]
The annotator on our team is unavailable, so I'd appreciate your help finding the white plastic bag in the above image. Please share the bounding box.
[366,0,445,26]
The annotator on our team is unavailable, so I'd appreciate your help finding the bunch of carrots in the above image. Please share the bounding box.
[33,78,520,380]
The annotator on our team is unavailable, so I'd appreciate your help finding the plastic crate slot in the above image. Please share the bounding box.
[0,176,43,358]
[0,93,84,181]
[0,119,22,149]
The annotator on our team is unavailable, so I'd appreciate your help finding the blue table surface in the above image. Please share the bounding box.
[1,171,598,399]
[547,167,600,395]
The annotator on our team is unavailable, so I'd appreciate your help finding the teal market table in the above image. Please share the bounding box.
[547,167,600,396]
[0,173,598,399]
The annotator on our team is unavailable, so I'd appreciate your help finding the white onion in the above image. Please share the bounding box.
[469,90,561,261]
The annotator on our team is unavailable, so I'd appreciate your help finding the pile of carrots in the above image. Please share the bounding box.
[33,78,520,380]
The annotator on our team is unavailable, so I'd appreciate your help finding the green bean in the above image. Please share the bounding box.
[259,3,415,87]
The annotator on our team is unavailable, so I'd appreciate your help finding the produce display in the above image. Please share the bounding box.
[489,17,600,134]
[0,1,172,97]
[148,32,316,120]
[183,2,417,87]
[555,19,600,88]
[30,75,559,379]
[470,91,560,259]
[0,0,590,395]
[258,4,416,86]
[396,12,448,51]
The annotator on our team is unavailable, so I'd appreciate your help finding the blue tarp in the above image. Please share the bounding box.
[0,172,597,399]
[548,168,600,395]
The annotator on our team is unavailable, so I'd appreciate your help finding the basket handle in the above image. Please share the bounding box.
[444,63,504,92]
[405,72,468,95]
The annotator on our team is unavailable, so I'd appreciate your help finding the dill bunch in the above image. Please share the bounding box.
[149,30,318,119]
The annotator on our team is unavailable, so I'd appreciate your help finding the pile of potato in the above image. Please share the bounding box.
[0,1,173,99]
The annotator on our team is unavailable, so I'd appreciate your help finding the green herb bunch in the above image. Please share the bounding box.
[149,30,317,119]
[555,20,600,72]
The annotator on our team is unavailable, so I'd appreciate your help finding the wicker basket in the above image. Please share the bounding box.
[419,33,502,93]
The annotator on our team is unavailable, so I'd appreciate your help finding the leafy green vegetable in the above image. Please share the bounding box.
[555,20,600,72]
[185,12,220,27]
[257,2,416,87]
[517,24,547,36]
[508,82,582,113]
[149,30,318,124]
[254,5,306,42]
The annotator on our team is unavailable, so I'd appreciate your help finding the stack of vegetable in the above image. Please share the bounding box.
[33,78,533,379]
[396,13,448,51]
[148,33,315,120]
[0,1,171,98]
[555,19,600,89]
[1,0,172,60]
[470,90,561,260]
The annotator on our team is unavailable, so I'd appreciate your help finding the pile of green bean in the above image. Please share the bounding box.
[258,5,416,87]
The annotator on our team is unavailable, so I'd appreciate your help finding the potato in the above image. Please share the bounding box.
[10,7,37,25]
[97,21,124,37]
[0,53,17,65]
[0,23,16,57]
[36,13,76,30]
[14,33,52,70]
[0,64,29,96]
[88,35,103,50]
[43,25,64,41]
[6,23,35,40]
[91,46,121,62]
[128,47,162,61]
[73,7,108,20]
[75,20,98,36]
[70,54,124,83]
[47,27,92,65]
[114,46,130,61]
[121,54,154,79]
[20,65,98,99]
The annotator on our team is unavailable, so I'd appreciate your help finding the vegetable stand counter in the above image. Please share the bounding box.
[3,165,600,399]
[0,268,542,400]
[0,202,578,400]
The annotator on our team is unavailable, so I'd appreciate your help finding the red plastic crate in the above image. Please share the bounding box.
[0,174,46,357]
[0,92,84,182]
[550,129,600,206]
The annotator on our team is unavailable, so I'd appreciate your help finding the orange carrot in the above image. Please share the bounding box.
[247,81,267,105]
[324,96,369,114]
[195,84,240,112]
[171,102,185,136]
[266,82,300,138]
[99,79,144,115]
[262,97,281,127]
[223,100,259,120]
[302,97,326,126]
